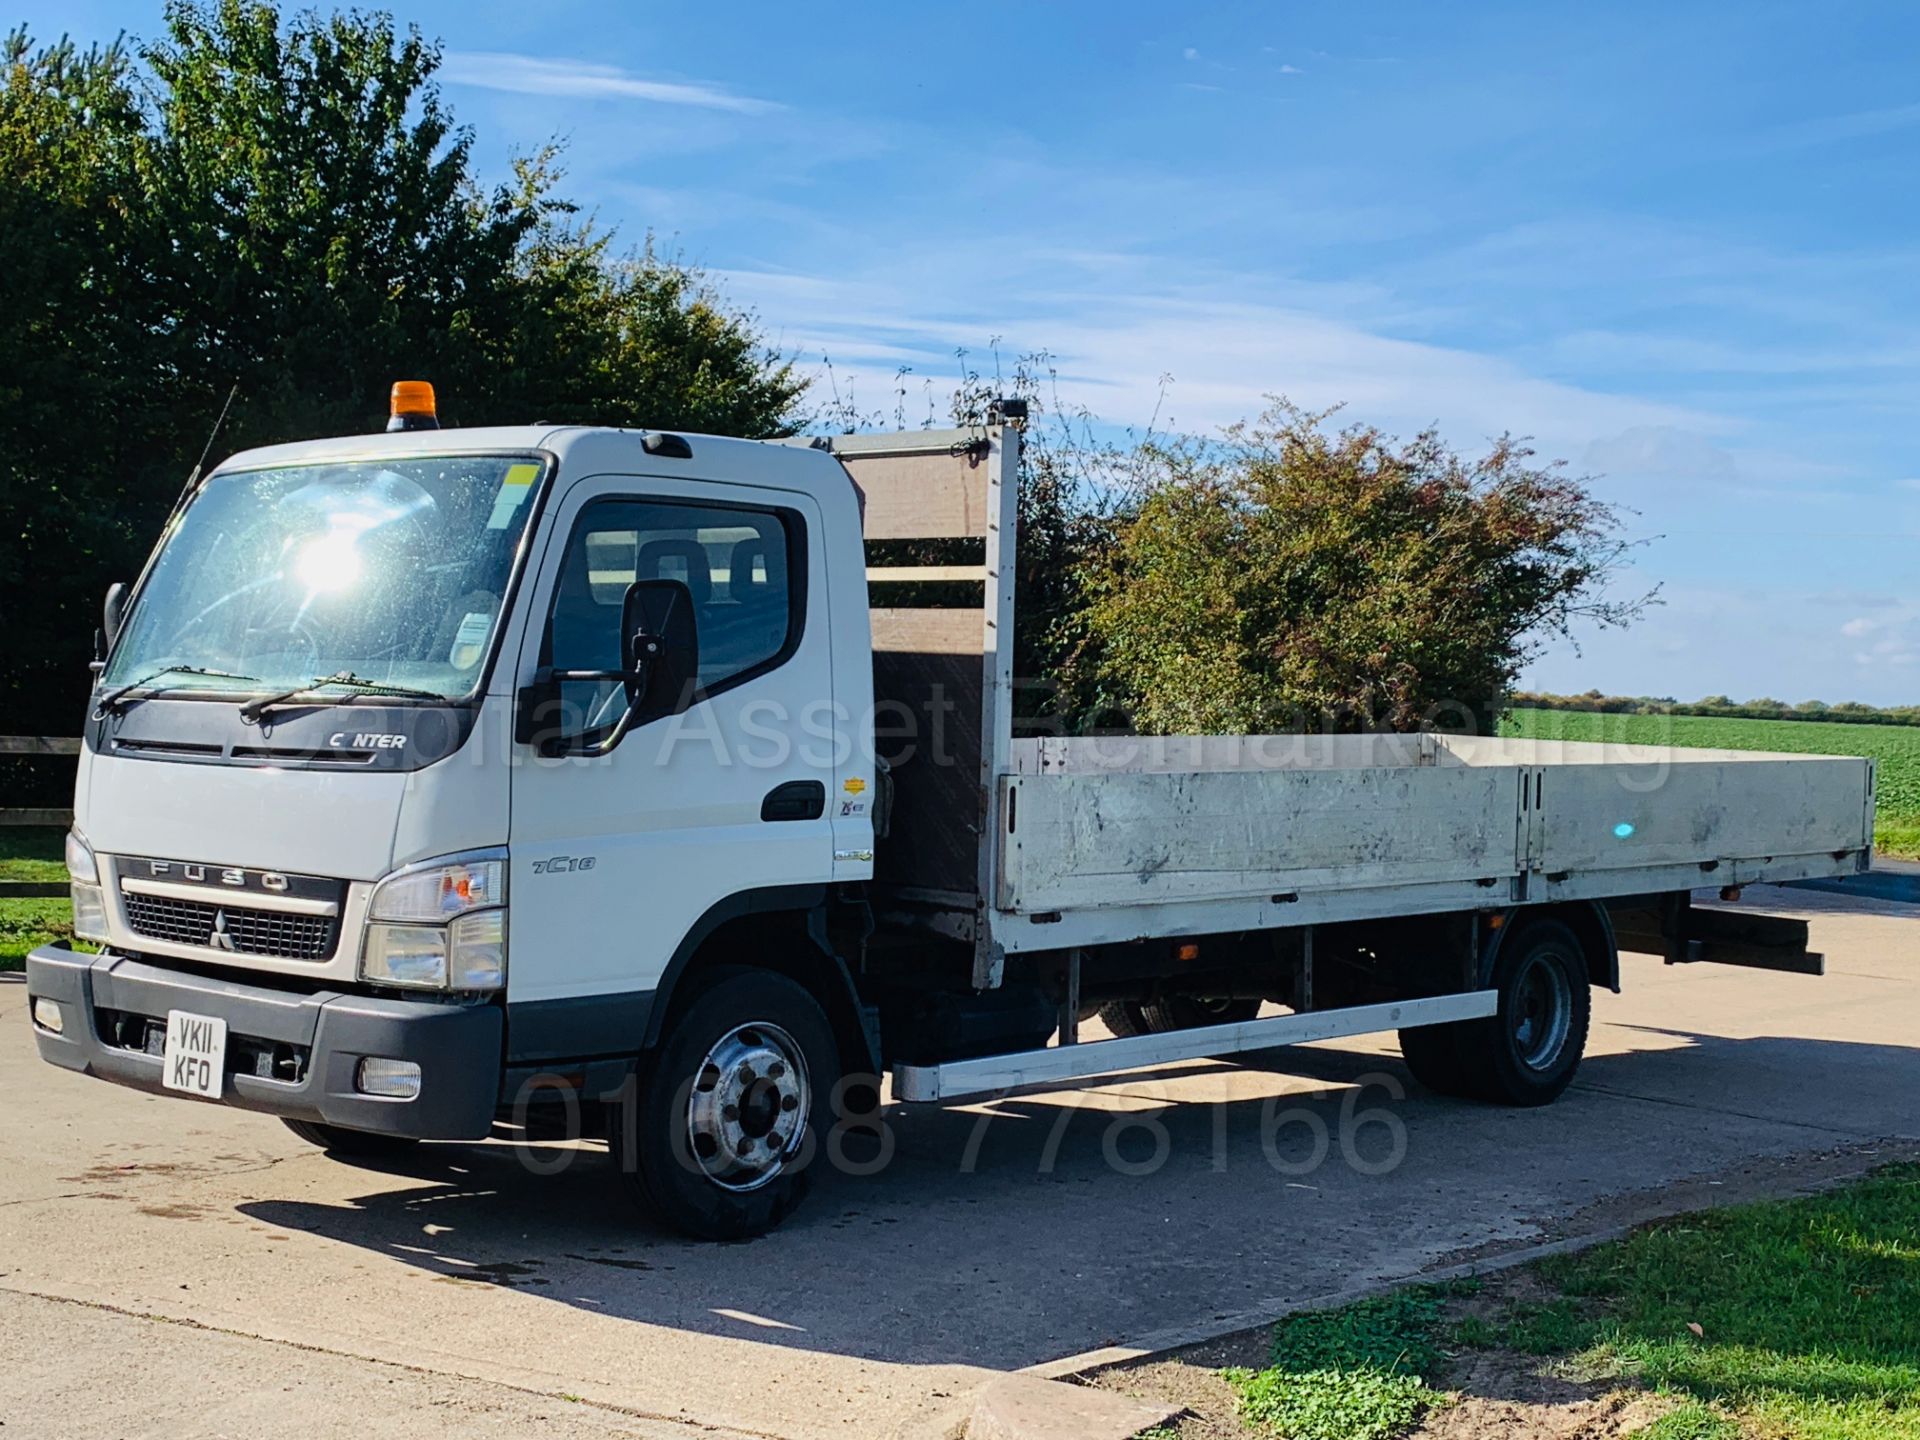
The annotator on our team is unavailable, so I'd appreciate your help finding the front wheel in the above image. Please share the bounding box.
[614,968,839,1241]
[1398,919,1591,1106]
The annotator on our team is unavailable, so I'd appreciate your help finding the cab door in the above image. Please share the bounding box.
[504,472,835,1056]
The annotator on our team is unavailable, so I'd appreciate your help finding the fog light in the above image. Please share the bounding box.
[356,1057,422,1099]
[30,997,65,1035]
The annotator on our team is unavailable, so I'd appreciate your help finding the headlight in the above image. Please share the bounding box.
[360,850,506,991]
[448,908,506,989]
[362,923,449,988]
[65,830,98,884]
[71,883,109,943]
[369,856,503,923]
[66,832,107,942]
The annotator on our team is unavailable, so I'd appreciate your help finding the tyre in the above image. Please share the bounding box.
[614,968,838,1241]
[1138,994,1261,1033]
[281,1118,422,1158]
[1399,919,1591,1106]
[1098,995,1257,1038]
[1396,1021,1473,1096]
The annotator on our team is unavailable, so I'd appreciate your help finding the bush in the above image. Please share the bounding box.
[1065,401,1649,735]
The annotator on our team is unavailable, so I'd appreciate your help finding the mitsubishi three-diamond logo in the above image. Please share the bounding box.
[209,910,235,952]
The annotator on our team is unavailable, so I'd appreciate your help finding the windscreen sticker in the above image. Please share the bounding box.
[485,463,541,530]
[450,610,493,669]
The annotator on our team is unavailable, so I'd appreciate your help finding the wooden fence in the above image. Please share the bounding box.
[1,737,78,896]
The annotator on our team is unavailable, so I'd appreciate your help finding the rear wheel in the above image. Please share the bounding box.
[614,968,838,1241]
[1398,919,1591,1106]
[1396,1022,1473,1096]
[1140,994,1260,1033]
[1098,995,1258,1038]
[281,1119,421,1158]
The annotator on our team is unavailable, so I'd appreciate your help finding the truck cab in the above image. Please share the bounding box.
[31,414,884,1236]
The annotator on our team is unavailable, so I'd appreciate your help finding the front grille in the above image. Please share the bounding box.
[122,892,338,961]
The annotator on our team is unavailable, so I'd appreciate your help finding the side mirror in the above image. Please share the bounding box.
[620,578,699,723]
[515,578,700,757]
[103,582,129,649]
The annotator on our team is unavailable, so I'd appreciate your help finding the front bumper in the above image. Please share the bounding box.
[25,944,502,1140]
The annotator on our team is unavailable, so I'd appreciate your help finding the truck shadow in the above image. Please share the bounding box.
[237,1031,1920,1370]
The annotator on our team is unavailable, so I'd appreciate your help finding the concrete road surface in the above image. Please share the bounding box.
[1,884,1914,1438]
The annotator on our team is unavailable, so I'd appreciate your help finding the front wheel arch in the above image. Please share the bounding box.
[643,889,877,1083]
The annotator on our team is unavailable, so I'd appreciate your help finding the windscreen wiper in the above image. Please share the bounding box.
[239,671,451,723]
[94,665,262,718]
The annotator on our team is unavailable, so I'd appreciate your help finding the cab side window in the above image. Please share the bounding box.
[545,498,803,728]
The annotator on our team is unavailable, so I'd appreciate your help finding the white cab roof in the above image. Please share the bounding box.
[210,424,856,503]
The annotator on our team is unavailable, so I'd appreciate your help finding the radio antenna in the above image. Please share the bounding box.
[175,382,240,510]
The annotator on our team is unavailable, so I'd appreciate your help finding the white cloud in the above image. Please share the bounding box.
[1183,47,1200,61]
[721,264,1719,456]
[439,52,778,114]
[1841,617,1879,638]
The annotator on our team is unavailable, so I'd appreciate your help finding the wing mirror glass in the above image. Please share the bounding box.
[620,578,699,721]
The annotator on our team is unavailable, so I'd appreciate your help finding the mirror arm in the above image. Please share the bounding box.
[549,667,647,685]
[527,659,654,758]
[565,702,643,759]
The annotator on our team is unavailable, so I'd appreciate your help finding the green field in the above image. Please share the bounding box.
[1503,709,1920,860]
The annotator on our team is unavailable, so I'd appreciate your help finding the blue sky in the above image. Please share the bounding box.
[25,0,1920,703]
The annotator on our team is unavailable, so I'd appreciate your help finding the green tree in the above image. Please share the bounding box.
[0,2,805,754]
[1066,401,1650,735]
[0,30,168,762]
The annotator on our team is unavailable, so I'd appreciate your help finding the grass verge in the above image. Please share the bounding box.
[0,896,73,970]
[1534,1162,1920,1438]
[1,829,75,969]
[1225,1291,1453,1440]
[0,826,67,884]
[1129,1164,1920,1440]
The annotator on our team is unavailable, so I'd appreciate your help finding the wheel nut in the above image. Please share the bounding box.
[766,1061,785,1080]
[722,1104,740,1122]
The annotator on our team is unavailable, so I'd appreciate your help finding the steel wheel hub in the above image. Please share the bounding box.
[1510,952,1573,1071]
[684,1022,810,1193]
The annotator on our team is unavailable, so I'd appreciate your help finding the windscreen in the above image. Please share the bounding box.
[101,454,546,702]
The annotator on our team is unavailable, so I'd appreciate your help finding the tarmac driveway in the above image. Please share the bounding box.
[1,883,1914,1438]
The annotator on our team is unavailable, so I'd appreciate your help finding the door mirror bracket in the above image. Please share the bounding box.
[515,579,699,758]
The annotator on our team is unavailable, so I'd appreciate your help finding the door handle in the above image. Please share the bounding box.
[761,781,826,822]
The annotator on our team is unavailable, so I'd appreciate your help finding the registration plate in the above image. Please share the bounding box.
[161,1010,228,1100]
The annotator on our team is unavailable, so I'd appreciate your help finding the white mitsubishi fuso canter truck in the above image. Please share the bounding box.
[27,385,1880,1238]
